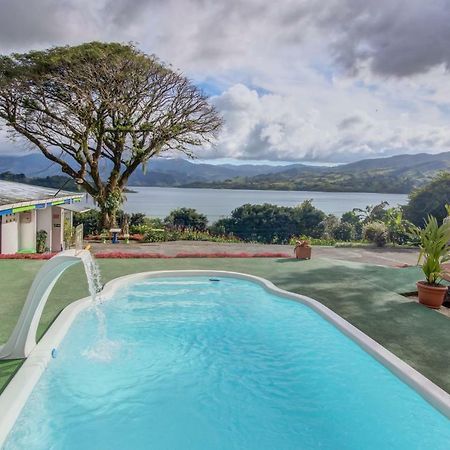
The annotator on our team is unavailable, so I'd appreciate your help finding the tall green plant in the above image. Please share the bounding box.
[411,215,450,285]
[363,221,388,247]
[36,230,48,254]
[384,207,414,245]
[63,218,75,249]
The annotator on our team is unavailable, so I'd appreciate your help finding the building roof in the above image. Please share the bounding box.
[55,203,91,213]
[0,180,84,214]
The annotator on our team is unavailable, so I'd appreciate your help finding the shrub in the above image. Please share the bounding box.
[143,228,168,242]
[289,236,336,246]
[75,210,159,236]
[164,208,208,231]
[384,207,414,245]
[36,230,48,253]
[341,210,363,239]
[142,227,240,244]
[354,202,389,223]
[209,218,232,236]
[130,218,164,234]
[212,203,289,243]
[363,221,388,247]
[74,209,100,236]
[292,200,327,238]
[213,201,325,244]
[320,214,339,239]
[129,213,146,227]
[404,172,450,226]
[332,222,355,241]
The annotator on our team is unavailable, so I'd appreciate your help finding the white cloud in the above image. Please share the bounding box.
[206,83,450,162]
[1,0,450,162]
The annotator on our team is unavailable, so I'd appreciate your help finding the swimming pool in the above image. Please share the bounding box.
[2,272,450,449]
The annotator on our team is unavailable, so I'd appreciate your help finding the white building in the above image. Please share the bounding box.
[0,180,86,254]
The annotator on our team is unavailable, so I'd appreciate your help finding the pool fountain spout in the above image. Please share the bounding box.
[0,249,100,360]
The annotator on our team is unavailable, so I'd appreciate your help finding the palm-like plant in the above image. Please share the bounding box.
[411,215,450,285]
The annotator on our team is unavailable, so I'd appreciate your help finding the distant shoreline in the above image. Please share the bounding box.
[122,186,408,221]
[126,184,412,195]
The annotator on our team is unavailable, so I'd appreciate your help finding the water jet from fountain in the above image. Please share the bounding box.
[0,249,103,360]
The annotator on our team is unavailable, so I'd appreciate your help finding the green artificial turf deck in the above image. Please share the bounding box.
[1,257,449,394]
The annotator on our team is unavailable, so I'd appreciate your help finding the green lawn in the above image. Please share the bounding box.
[1,257,449,394]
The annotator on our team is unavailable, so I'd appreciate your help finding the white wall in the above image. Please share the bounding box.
[36,208,52,250]
[19,210,36,252]
[1,214,19,254]
[1,205,74,254]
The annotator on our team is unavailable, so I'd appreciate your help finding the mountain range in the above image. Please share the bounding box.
[184,152,450,193]
[0,151,449,194]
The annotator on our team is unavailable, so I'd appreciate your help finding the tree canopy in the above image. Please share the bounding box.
[213,201,325,243]
[0,42,222,227]
[164,208,208,231]
[404,172,450,226]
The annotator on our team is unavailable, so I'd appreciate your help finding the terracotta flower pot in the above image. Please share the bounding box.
[294,243,311,260]
[416,281,447,309]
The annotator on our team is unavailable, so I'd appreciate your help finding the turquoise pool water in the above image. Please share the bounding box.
[4,277,450,449]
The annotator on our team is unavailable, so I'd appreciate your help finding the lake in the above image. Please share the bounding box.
[117,187,408,222]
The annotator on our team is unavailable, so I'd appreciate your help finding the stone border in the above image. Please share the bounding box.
[1,270,449,446]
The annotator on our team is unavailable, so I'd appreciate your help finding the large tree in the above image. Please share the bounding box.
[0,42,222,228]
[404,172,450,226]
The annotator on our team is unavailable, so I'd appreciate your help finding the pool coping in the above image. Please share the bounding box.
[0,269,449,446]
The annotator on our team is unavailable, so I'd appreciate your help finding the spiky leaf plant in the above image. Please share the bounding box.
[411,215,450,285]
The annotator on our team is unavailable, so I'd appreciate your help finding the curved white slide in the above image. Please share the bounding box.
[0,250,89,359]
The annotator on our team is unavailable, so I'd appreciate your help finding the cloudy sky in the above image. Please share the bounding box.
[1,0,450,163]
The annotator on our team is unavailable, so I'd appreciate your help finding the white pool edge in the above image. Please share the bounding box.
[0,269,449,446]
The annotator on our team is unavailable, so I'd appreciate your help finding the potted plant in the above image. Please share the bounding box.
[412,215,450,308]
[294,239,311,260]
[36,230,48,254]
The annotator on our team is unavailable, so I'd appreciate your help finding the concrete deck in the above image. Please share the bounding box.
[89,241,420,267]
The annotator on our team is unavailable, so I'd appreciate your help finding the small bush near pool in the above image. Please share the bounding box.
[363,222,389,247]
[132,226,241,243]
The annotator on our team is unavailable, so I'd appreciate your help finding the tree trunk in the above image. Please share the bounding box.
[98,207,118,231]
[96,183,122,231]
